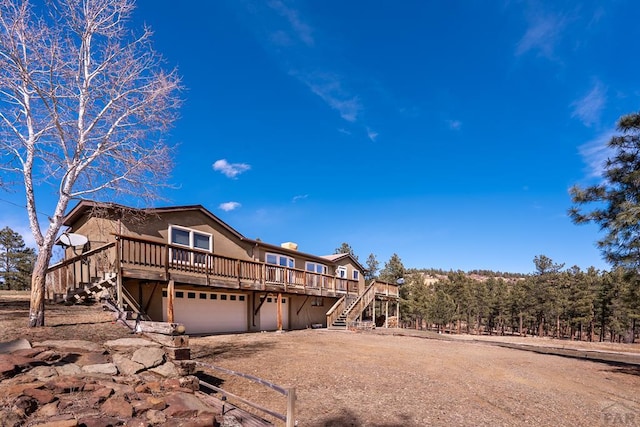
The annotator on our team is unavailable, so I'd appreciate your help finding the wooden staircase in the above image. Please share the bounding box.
[65,272,151,322]
[328,282,377,329]
[66,272,118,302]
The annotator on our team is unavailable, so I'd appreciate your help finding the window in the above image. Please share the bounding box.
[187,292,196,299]
[239,295,245,301]
[199,293,207,299]
[221,294,227,301]
[210,294,217,300]
[353,270,360,280]
[266,252,295,284]
[337,266,347,278]
[162,290,167,297]
[169,225,212,264]
[306,261,328,288]
[176,291,184,298]
[230,295,237,301]
[266,253,294,268]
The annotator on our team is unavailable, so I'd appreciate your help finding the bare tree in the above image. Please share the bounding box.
[0,0,181,326]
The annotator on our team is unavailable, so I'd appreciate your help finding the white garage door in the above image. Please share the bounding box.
[259,295,289,331]
[162,290,247,334]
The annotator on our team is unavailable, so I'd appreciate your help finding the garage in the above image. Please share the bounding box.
[258,295,289,331]
[162,289,248,334]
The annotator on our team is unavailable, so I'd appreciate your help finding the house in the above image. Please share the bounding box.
[45,201,400,334]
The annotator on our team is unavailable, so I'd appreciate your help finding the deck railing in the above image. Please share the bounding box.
[45,242,116,300]
[115,234,366,294]
[47,234,399,299]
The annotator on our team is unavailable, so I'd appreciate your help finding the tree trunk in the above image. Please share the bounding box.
[519,313,524,337]
[28,255,49,327]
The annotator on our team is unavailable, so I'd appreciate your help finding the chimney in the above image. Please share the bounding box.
[280,242,298,251]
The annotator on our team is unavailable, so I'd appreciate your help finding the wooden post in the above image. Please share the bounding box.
[116,238,123,309]
[396,301,400,328]
[286,387,296,427]
[277,292,283,331]
[373,298,376,325]
[167,280,175,323]
[385,300,389,328]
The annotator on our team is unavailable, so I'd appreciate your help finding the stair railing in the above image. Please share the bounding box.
[344,281,377,325]
[326,295,346,327]
[45,242,116,301]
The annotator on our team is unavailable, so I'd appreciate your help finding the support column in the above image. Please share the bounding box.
[277,292,283,331]
[167,280,175,323]
[372,298,376,326]
[396,301,400,328]
[385,300,389,328]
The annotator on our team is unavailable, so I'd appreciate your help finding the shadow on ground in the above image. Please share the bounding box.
[319,409,414,427]
[191,341,276,360]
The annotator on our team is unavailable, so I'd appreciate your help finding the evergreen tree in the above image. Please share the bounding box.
[379,253,405,284]
[365,253,379,281]
[569,112,640,269]
[0,227,35,290]
[334,242,358,260]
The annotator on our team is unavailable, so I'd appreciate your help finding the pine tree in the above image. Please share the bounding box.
[379,253,405,284]
[0,227,35,290]
[365,253,379,281]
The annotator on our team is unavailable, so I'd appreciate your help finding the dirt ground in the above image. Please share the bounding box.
[2,291,640,427]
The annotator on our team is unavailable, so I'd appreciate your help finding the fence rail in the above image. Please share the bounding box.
[196,361,296,427]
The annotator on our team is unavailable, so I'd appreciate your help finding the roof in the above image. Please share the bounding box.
[320,253,367,272]
[63,200,245,240]
[63,200,366,270]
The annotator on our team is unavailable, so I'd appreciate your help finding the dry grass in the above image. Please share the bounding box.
[2,290,640,426]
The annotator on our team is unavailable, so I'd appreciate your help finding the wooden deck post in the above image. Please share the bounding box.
[167,280,175,323]
[286,387,296,427]
[277,292,283,331]
[373,297,376,325]
[385,300,389,328]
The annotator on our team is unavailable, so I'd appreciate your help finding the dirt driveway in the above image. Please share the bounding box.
[1,291,639,426]
[190,330,640,426]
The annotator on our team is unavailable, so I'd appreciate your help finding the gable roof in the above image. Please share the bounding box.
[320,253,366,272]
[63,200,245,240]
[64,200,368,271]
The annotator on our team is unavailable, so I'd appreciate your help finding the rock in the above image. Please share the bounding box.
[145,409,167,424]
[163,391,216,418]
[149,361,178,378]
[24,387,56,404]
[82,363,118,375]
[0,359,17,380]
[33,350,60,362]
[27,365,58,381]
[44,376,85,393]
[132,347,165,369]
[12,395,38,417]
[53,363,82,376]
[73,351,110,367]
[0,409,23,427]
[34,340,104,352]
[36,400,59,417]
[87,385,114,405]
[113,353,144,375]
[124,419,149,427]
[0,338,31,354]
[104,338,160,351]
[33,414,79,426]
[101,396,134,418]
[77,415,122,427]
[216,414,243,427]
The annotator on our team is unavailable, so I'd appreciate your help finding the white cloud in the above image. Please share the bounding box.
[366,127,378,142]
[212,159,251,179]
[268,0,314,46]
[447,120,462,131]
[219,201,241,212]
[516,10,566,60]
[292,194,308,203]
[578,129,616,178]
[571,82,606,127]
[294,71,361,122]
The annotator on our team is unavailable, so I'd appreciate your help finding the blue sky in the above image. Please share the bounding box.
[2,0,640,273]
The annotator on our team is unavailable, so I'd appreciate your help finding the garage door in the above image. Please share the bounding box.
[259,295,289,331]
[162,290,247,334]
